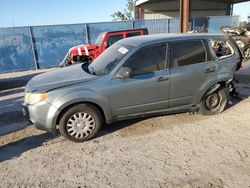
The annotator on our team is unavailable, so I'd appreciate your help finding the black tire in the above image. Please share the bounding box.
[199,87,228,115]
[59,104,103,142]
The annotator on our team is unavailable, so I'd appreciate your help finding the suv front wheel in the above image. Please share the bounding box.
[59,104,103,142]
[199,87,228,115]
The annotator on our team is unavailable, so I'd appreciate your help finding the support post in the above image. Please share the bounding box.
[85,24,90,44]
[132,20,135,29]
[226,2,232,15]
[28,27,40,69]
[135,6,142,20]
[167,19,170,33]
[180,0,190,33]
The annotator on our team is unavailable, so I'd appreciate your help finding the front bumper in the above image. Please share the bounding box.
[22,105,32,123]
[22,101,60,133]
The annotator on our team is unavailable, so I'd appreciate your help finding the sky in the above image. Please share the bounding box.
[0,0,249,28]
[0,0,128,27]
[233,1,250,21]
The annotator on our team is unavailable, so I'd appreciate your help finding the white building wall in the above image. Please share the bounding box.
[191,10,227,17]
[144,11,179,19]
[190,0,228,10]
[142,0,179,11]
[139,0,230,19]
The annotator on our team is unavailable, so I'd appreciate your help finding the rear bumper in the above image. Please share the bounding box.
[22,101,60,133]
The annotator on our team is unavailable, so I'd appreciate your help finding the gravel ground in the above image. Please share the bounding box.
[0,64,250,188]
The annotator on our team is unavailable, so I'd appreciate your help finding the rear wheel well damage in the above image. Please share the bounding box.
[203,80,233,98]
[197,80,233,108]
[55,102,106,129]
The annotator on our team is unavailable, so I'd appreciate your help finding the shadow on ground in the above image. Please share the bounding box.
[0,132,57,163]
[0,88,24,97]
[226,91,249,110]
[0,73,40,91]
[100,118,145,137]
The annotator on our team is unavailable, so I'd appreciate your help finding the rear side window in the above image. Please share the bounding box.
[209,39,233,59]
[171,40,206,68]
[124,43,166,76]
[106,34,124,47]
[126,32,141,38]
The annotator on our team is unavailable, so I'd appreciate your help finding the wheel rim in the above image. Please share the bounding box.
[205,93,220,110]
[66,112,96,139]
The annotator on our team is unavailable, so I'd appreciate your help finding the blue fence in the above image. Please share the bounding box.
[0,27,35,72]
[0,16,239,73]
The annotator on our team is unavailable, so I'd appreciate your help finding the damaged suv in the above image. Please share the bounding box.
[23,33,242,142]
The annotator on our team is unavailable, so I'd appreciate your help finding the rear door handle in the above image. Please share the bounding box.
[205,68,215,74]
[157,77,169,82]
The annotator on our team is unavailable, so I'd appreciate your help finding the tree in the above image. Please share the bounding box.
[111,0,134,21]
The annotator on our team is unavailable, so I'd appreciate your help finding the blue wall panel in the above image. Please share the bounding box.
[0,16,239,73]
[32,24,87,68]
[0,27,36,72]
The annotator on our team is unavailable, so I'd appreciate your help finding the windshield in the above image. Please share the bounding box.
[95,33,105,46]
[88,42,134,75]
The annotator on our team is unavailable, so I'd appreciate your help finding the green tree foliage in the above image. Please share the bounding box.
[111,0,134,21]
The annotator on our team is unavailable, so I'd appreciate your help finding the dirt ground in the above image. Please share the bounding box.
[0,64,250,188]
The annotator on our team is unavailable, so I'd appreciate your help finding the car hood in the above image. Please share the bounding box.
[69,44,99,55]
[25,64,97,93]
[83,44,99,51]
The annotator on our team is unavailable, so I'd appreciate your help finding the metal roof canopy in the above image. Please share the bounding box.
[135,0,249,33]
[135,0,250,6]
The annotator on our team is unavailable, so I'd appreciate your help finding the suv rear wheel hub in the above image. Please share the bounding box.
[206,93,220,110]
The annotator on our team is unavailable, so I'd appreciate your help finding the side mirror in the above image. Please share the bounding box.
[115,67,132,79]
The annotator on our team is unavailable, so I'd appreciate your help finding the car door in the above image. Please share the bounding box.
[108,43,170,117]
[169,40,217,107]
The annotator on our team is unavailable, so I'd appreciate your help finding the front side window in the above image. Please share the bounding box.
[124,43,166,76]
[171,40,206,68]
[209,39,233,59]
[106,34,124,48]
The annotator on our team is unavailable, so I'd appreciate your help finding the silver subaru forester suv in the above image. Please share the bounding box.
[23,33,242,142]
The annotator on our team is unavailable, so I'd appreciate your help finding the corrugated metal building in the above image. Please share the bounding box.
[135,0,249,19]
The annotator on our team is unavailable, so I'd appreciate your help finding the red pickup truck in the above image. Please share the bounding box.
[60,28,148,66]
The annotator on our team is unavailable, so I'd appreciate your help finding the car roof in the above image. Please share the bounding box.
[99,28,148,35]
[120,33,225,47]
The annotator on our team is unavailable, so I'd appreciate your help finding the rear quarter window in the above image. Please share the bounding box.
[126,32,141,38]
[209,39,234,59]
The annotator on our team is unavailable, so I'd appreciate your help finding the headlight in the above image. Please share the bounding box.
[24,93,48,105]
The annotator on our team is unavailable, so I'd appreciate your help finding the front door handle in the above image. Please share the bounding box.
[205,68,215,74]
[157,77,169,82]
